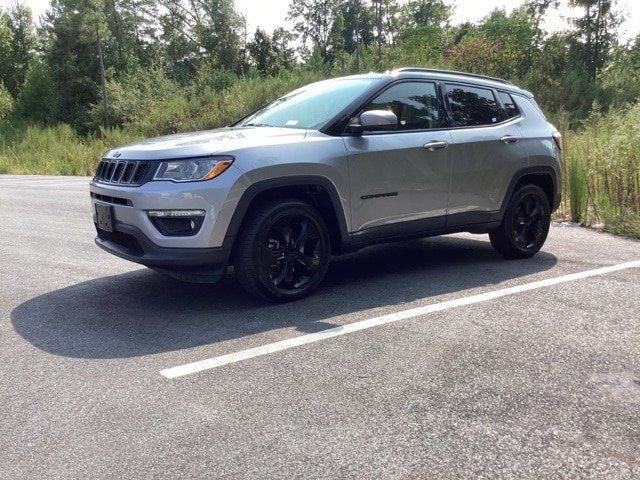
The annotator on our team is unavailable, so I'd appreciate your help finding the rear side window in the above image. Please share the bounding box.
[444,84,502,127]
[498,91,521,119]
[363,81,440,130]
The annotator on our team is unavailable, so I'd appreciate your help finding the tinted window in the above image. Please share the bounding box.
[444,84,502,127]
[363,82,439,130]
[499,92,521,119]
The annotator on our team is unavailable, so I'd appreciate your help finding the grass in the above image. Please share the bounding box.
[560,103,640,237]
[0,123,139,175]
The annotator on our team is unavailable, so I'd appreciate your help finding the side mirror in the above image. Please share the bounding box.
[347,110,398,134]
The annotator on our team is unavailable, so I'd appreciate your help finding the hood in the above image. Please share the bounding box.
[103,126,308,161]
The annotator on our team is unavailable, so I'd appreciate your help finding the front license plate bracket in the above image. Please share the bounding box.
[95,203,114,232]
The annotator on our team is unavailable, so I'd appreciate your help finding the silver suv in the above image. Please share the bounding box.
[90,68,562,302]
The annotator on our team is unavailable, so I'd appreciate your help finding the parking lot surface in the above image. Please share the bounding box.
[1,175,639,479]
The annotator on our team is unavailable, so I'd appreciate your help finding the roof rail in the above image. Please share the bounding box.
[393,68,512,85]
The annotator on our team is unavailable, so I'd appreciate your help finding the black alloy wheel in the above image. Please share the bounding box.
[234,200,331,302]
[511,194,546,251]
[261,214,322,291]
[490,184,551,259]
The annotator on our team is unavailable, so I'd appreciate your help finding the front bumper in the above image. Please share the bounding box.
[89,171,245,282]
[95,221,231,282]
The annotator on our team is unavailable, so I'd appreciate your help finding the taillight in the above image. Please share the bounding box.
[552,131,562,151]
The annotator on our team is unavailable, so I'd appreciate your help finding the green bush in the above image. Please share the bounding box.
[14,62,57,124]
[0,123,138,175]
[0,81,12,122]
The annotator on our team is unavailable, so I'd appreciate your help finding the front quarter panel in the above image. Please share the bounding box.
[225,131,351,235]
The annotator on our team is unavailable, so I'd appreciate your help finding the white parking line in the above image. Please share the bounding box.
[160,259,640,379]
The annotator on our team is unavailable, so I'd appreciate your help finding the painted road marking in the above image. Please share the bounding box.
[160,259,640,379]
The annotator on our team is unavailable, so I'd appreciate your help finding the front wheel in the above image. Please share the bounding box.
[490,184,551,259]
[233,200,331,302]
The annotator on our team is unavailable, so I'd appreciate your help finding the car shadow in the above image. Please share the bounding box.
[11,235,557,359]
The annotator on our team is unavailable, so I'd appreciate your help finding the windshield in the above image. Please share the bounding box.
[237,78,377,130]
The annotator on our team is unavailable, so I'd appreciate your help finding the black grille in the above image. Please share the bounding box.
[90,192,132,206]
[122,163,135,183]
[96,228,144,255]
[132,162,150,184]
[94,159,153,186]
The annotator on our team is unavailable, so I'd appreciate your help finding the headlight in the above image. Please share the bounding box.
[154,156,234,182]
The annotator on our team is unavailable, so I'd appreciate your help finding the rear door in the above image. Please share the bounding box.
[344,81,452,235]
[443,84,529,226]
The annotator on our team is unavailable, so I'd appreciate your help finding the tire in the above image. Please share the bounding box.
[233,199,331,302]
[490,184,551,259]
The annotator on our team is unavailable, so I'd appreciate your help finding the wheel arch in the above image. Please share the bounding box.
[224,176,349,255]
[501,166,560,214]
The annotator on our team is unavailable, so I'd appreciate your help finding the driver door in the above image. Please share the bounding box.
[343,81,452,235]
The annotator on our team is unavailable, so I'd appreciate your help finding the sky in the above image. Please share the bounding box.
[10,0,640,42]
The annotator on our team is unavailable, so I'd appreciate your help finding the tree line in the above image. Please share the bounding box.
[0,0,638,133]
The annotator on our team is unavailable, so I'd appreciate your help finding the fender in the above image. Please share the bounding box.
[499,165,560,214]
[222,175,350,246]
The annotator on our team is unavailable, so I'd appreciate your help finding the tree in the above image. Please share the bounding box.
[158,9,198,83]
[522,32,598,120]
[14,61,58,123]
[271,27,296,71]
[2,2,37,97]
[380,0,401,46]
[248,28,274,76]
[398,0,451,35]
[524,0,560,19]
[103,0,159,75]
[327,10,346,66]
[247,27,295,76]
[0,10,12,92]
[444,36,515,79]
[194,0,244,71]
[287,0,338,62]
[477,7,540,78]
[599,34,640,107]
[41,0,111,130]
[158,0,245,73]
[569,0,621,80]
[337,0,374,54]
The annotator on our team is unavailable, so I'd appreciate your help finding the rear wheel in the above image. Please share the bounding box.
[490,184,551,259]
[233,200,331,302]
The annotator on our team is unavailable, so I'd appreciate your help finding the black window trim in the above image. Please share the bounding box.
[441,81,511,130]
[332,77,526,136]
[496,90,523,122]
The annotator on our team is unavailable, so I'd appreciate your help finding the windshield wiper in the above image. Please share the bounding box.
[243,123,272,127]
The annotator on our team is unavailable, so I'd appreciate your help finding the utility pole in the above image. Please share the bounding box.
[96,25,109,130]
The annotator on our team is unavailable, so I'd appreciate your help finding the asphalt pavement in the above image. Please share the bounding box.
[1,175,639,479]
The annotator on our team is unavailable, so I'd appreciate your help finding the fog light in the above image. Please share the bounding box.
[148,210,206,218]
[148,210,206,236]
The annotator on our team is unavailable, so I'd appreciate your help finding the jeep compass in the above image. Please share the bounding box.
[90,68,562,302]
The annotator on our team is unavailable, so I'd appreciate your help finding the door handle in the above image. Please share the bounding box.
[424,140,448,151]
[500,135,520,144]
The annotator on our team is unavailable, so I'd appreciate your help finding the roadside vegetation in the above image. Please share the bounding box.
[0,0,638,236]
